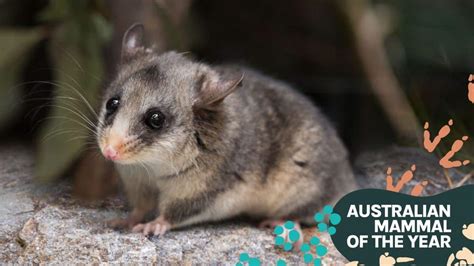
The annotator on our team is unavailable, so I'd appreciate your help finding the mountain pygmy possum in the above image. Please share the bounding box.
[97,24,356,241]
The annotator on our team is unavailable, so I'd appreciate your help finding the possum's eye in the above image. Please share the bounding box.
[106,97,120,116]
[144,109,165,130]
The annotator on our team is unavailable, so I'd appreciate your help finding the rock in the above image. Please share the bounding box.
[0,145,470,264]
[16,206,158,264]
[0,145,37,262]
[355,147,472,195]
[0,144,344,264]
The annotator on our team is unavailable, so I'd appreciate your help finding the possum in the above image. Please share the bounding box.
[96,24,356,238]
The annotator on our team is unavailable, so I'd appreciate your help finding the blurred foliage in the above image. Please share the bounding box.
[0,0,472,183]
[385,0,474,70]
[390,1,474,167]
[36,1,111,182]
[381,0,474,171]
[0,28,43,126]
[0,0,111,182]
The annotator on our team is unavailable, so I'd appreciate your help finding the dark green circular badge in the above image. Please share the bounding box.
[331,185,474,265]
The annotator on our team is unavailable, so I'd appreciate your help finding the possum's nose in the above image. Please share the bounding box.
[104,145,120,160]
[101,128,127,161]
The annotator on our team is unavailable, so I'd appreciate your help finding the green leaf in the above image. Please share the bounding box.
[0,28,43,127]
[36,16,110,182]
[38,0,90,22]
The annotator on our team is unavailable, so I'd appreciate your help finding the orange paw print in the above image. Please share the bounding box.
[385,165,428,196]
[423,119,470,169]
[468,74,474,104]
[423,120,452,153]
[439,136,471,168]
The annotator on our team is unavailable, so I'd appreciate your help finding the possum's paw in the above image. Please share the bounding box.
[106,209,147,230]
[132,216,171,236]
[106,217,138,230]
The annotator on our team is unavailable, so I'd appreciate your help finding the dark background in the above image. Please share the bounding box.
[0,0,472,198]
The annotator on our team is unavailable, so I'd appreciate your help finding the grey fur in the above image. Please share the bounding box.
[97,25,356,230]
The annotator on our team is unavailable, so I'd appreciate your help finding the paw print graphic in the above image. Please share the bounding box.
[300,236,328,265]
[313,205,341,235]
[235,253,286,266]
[235,253,261,266]
[468,74,474,103]
[273,221,301,251]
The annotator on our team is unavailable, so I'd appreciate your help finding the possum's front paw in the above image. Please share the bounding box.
[106,209,147,230]
[132,216,171,236]
[106,217,139,230]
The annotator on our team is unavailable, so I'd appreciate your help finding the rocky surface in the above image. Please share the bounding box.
[355,146,473,194]
[0,145,471,264]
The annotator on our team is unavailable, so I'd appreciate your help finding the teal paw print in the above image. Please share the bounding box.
[313,205,341,235]
[300,236,328,265]
[235,253,286,266]
[273,221,301,251]
[235,253,261,266]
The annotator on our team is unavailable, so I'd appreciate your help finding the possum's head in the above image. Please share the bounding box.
[97,24,242,169]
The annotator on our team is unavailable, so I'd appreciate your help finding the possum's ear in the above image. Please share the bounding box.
[193,69,244,110]
[121,23,145,63]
